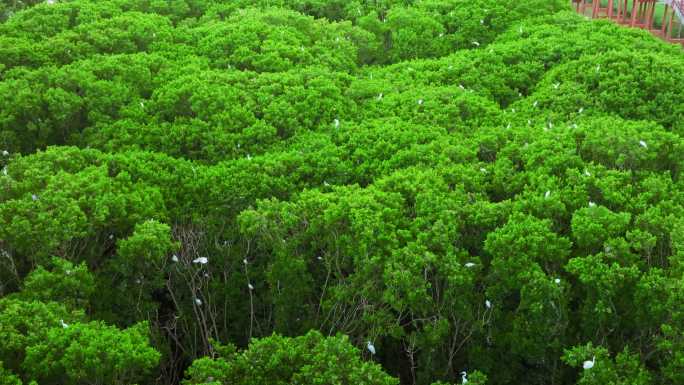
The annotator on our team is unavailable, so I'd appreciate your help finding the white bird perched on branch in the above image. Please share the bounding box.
[485,299,492,309]
[60,319,69,328]
[193,257,208,264]
[194,298,202,306]
[171,254,179,262]
[367,341,376,355]
[639,140,647,148]
[248,283,254,290]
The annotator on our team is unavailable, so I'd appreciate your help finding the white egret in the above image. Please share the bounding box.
[417,99,424,105]
[171,254,179,262]
[31,194,38,201]
[533,100,538,107]
[583,356,595,370]
[506,123,511,129]
[545,190,551,199]
[2,167,7,176]
[194,298,202,306]
[377,93,383,100]
[553,82,560,89]
[139,101,144,109]
[589,201,596,208]
[334,118,340,128]
[554,278,561,284]
[472,41,480,46]
[1,150,8,156]
[584,169,591,176]
[596,64,601,73]
[479,168,487,174]
[511,108,516,113]
[246,154,252,160]
[480,19,484,24]
[248,283,254,290]
[60,319,69,328]
[109,234,114,240]
[639,140,647,148]
[578,107,584,114]
[243,258,248,265]
[459,84,465,90]
[485,299,492,309]
[464,262,476,268]
[461,371,468,384]
[193,257,208,264]
[571,123,578,129]
[367,341,376,355]
[323,181,330,187]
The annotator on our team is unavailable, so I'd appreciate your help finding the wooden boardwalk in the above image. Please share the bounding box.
[573,0,684,47]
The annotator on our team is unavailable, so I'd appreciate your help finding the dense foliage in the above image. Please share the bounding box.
[1,0,684,384]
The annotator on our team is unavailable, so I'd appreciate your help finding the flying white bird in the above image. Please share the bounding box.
[639,140,647,148]
[60,319,69,328]
[461,371,468,384]
[171,254,179,262]
[485,299,492,309]
[367,341,376,355]
[193,257,208,264]
[583,356,595,370]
